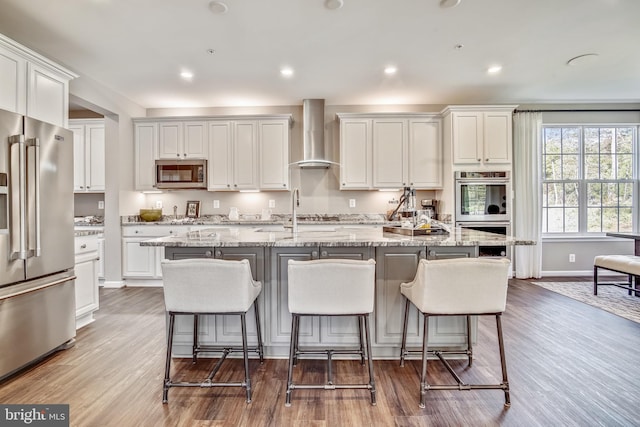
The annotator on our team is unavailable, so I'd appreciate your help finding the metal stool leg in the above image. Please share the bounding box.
[254,302,264,363]
[292,315,300,366]
[496,314,511,407]
[419,313,429,409]
[593,266,599,295]
[364,314,377,405]
[162,312,175,403]
[358,316,365,365]
[400,298,410,367]
[240,313,252,403]
[285,314,298,407]
[466,315,473,366]
[192,314,199,364]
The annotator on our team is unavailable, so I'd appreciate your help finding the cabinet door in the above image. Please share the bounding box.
[183,121,208,158]
[340,119,372,189]
[26,62,68,127]
[122,238,157,278]
[208,121,233,190]
[407,119,442,188]
[269,247,320,345]
[259,119,289,190]
[319,247,373,345]
[70,125,86,191]
[214,247,265,344]
[75,258,99,318]
[158,122,183,159]
[452,112,482,164]
[483,112,512,164]
[97,237,105,279]
[233,121,258,190]
[375,247,426,345]
[0,45,26,114]
[373,119,406,188]
[86,123,105,191]
[134,122,157,191]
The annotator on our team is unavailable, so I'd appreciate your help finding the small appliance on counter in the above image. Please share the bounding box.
[420,199,438,220]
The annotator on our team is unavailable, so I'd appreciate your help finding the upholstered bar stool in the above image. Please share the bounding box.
[160,258,264,404]
[399,257,511,408]
[285,259,376,406]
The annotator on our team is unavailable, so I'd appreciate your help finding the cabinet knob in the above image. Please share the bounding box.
[184,153,187,157]
[80,244,87,249]
[283,184,286,187]
[176,154,180,157]
[87,186,90,189]
[477,158,481,162]
[321,251,328,257]
[215,250,222,257]
[410,182,413,186]
[428,250,435,257]
[485,158,489,162]
[234,184,237,187]
[205,250,213,257]
[169,231,173,234]
[403,182,406,186]
[342,183,345,186]
[80,186,84,189]
[312,251,318,258]
[227,184,230,187]
[135,230,139,234]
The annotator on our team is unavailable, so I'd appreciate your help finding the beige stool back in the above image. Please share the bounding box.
[161,258,261,313]
[288,258,376,314]
[401,257,511,315]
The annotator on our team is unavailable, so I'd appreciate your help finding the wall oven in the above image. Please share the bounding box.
[455,171,510,222]
[456,222,511,258]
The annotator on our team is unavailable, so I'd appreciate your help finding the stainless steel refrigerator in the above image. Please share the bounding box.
[0,108,76,381]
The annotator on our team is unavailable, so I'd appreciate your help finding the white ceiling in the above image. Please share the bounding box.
[0,0,638,109]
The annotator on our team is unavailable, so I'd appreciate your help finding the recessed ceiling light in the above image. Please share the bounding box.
[206,49,215,55]
[566,53,599,66]
[180,71,194,80]
[454,43,464,50]
[487,65,502,74]
[384,66,397,75]
[325,0,344,10]
[440,0,461,8]
[281,67,294,77]
[208,1,228,14]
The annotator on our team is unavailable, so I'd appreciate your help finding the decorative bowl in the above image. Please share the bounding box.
[139,209,162,222]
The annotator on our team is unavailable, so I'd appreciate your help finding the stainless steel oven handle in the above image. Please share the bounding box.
[8,135,27,260]
[27,137,41,257]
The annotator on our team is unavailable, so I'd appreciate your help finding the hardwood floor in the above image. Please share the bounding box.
[1,279,639,426]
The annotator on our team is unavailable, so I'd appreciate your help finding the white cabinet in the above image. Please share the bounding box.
[158,121,208,159]
[338,113,442,190]
[70,119,105,192]
[74,235,100,329]
[97,236,105,280]
[443,106,516,167]
[0,34,75,127]
[208,120,258,191]
[258,119,290,190]
[134,122,158,191]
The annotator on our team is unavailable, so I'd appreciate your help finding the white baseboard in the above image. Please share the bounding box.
[123,279,163,287]
[101,280,125,288]
[541,270,592,277]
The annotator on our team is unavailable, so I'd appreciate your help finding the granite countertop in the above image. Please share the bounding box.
[140,226,536,248]
[121,213,397,226]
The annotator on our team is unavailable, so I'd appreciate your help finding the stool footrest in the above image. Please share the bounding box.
[289,384,374,390]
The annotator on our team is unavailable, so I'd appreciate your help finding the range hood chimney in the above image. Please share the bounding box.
[293,99,336,168]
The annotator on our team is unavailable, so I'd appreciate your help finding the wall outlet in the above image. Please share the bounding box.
[569,254,576,263]
[155,200,162,209]
[213,200,220,209]
[98,201,104,210]
[349,199,356,208]
[269,199,276,208]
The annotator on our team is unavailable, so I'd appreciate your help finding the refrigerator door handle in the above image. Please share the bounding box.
[8,134,27,261]
[27,137,41,257]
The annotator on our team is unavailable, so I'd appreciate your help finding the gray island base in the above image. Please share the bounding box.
[142,227,534,359]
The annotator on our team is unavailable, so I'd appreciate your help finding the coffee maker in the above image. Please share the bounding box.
[420,199,438,220]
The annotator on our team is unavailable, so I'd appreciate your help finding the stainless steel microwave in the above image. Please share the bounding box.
[155,159,207,189]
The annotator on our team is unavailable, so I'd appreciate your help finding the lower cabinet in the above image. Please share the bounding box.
[74,235,100,329]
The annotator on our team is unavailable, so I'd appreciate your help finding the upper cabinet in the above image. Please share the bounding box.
[0,33,76,127]
[442,106,516,168]
[207,116,290,191]
[158,120,208,159]
[338,113,442,190]
[70,119,105,192]
[134,122,158,191]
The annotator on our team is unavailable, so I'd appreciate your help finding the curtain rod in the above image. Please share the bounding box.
[514,108,640,113]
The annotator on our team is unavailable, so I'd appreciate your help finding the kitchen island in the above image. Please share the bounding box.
[142,226,534,358]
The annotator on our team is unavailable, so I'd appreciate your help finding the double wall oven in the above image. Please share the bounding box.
[455,171,511,258]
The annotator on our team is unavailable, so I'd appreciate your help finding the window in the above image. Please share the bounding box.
[542,125,636,234]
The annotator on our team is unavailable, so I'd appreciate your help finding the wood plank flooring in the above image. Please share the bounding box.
[1,278,639,426]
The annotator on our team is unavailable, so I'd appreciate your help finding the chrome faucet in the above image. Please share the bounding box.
[291,188,300,233]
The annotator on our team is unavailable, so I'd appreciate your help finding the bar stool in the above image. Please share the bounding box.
[160,258,263,404]
[285,258,376,406]
[399,257,511,408]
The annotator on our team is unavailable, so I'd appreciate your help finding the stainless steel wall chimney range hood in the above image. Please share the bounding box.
[291,99,337,168]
